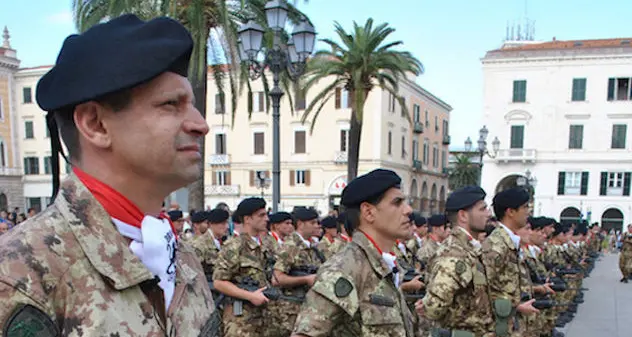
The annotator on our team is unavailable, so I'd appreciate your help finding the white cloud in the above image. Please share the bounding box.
[47,11,73,25]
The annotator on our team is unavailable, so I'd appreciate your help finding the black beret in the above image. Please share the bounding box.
[445,186,487,212]
[413,213,427,227]
[293,207,319,221]
[428,214,448,227]
[492,187,530,210]
[553,222,572,237]
[37,14,193,111]
[208,209,230,224]
[168,210,183,221]
[341,169,401,208]
[236,197,266,218]
[320,216,337,229]
[231,211,241,224]
[268,212,293,224]
[529,217,544,230]
[542,217,556,227]
[190,211,208,224]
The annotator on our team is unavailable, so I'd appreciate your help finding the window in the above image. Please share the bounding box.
[424,110,429,127]
[608,172,623,188]
[432,144,438,168]
[571,78,587,101]
[387,92,396,112]
[296,170,306,185]
[24,121,34,139]
[214,170,229,186]
[215,134,226,154]
[44,156,52,175]
[600,171,631,196]
[423,139,429,164]
[607,78,632,101]
[413,104,420,122]
[387,131,392,155]
[294,130,306,154]
[611,124,627,149]
[400,97,406,117]
[295,90,306,110]
[512,80,527,103]
[290,169,311,186]
[340,130,348,152]
[441,150,446,170]
[252,91,264,112]
[27,198,41,213]
[442,120,449,137]
[412,139,419,160]
[401,136,406,159]
[23,87,32,104]
[434,116,439,132]
[558,171,589,196]
[510,125,524,149]
[23,157,39,175]
[253,132,265,155]
[0,141,5,167]
[335,88,351,109]
[214,93,225,114]
[568,125,583,149]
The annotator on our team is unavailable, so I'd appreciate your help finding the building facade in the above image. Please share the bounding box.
[480,38,632,232]
[0,27,23,212]
[204,71,452,216]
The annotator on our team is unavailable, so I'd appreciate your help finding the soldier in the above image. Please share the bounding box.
[417,186,495,337]
[191,208,230,281]
[406,213,427,258]
[619,224,632,283]
[417,214,450,276]
[266,211,294,247]
[317,216,340,260]
[482,188,538,336]
[273,207,325,336]
[169,210,187,237]
[0,14,218,335]
[213,197,272,337]
[292,169,417,337]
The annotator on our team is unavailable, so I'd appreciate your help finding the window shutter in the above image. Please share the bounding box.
[23,157,28,174]
[290,170,295,186]
[599,172,608,196]
[226,171,232,185]
[215,134,221,154]
[212,172,217,185]
[607,78,615,100]
[258,92,264,112]
[580,172,589,195]
[247,92,253,112]
[335,88,341,109]
[624,172,631,196]
[250,170,255,186]
[305,170,311,186]
[557,172,566,195]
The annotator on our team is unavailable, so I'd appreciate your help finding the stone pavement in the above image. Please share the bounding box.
[563,251,631,337]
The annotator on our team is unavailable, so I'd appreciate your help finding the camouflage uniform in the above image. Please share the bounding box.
[326,237,348,259]
[406,235,423,260]
[416,238,440,279]
[481,226,522,336]
[619,232,632,278]
[293,232,417,337]
[317,235,336,260]
[190,231,221,280]
[517,248,538,337]
[423,228,495,337]
[212,233,272,337]
[272,232,324,336]
[0,175,217,336]
[523,246,556,335]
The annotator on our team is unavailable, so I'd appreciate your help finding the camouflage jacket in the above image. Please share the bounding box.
[317,235,336,260]
[422,228,495,337]
[481,226,522,307]
[405,235,423,258]
[517,251,537,336]
[293,232,417,337]
[261,232,282,258]
[190,231,221,281]
[274,232,324,296]
[394,240,416,271]
[621,232,632,254]
[0,174,217,337]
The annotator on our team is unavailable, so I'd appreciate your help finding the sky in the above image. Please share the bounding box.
[2,0,632,148]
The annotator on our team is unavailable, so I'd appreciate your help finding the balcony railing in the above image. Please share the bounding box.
[495,149,537,163]
[442,135,451,145]
[412,159,422,170]
[0,167,22,176]
[334,151,347,164]
[413,122,423,134]
[204,185,240,196]
[208,154,230,166]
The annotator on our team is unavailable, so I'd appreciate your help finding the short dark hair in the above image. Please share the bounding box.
[54,88,132,161]
[343,189,390,235]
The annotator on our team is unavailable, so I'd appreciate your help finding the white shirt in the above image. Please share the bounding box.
[381,252,400,288]
[498,222,521,251]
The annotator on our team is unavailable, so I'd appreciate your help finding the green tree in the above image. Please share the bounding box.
[300,19,423,180]
[448,154,480,190]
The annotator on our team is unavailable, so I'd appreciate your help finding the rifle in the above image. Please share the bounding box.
[403,268,425,283]
[404,290,426,301]
[231,277,305,316]
[520,293,570,310]
[288,265,319,277]
[208,280,226,309]
[555,268,582,276]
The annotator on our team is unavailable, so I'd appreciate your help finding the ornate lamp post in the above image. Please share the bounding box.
[464,125,500,185]
[517,169,537,214]
[238,0,316,212]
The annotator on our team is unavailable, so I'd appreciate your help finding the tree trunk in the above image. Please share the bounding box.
[347,109,363,181]
[187,46,208,213]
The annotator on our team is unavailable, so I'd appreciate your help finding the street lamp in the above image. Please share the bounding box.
[238,1,316,212]
[517,169,537,214]
[464,125,500,185]
[256,171,271,199]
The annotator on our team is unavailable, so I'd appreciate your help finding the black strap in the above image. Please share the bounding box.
[311,246,326,263]
[45,113,69,202]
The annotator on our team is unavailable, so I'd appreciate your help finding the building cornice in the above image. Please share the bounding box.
[400,77,453,112]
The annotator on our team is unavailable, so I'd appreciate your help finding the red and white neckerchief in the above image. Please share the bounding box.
[413,233,423,248]
[74,167,178,309]
[340,234,351,242]
[209,231,221,250]
[396,239,407,255]
[270,231,284,245]
[457,227,481,249]
[325,234,335,244]
[358,230,400,287]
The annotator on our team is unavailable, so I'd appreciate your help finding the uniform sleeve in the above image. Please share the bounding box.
[422,256,471,321]
[292,289,346,337]
[0,280,55,336]
[212,241,239,281]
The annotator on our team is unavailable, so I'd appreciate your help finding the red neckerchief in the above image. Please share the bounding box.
[271,231,281,242]
[340,234,351,242]
[73,167,177,237]
[325,234,335,244]
[430,234,441,243]
[357,230,397,266]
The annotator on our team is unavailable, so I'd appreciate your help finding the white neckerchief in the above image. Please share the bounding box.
[528,245,538,258]
[563,243,569,250]
[498,222,521,250]
[397,241,407,255]
[112,217,177,310]
[381,252,400,288]
[311,236,320,245]
[296,232,311,248]
[270,231,284,245]
[252,235,261,246]
[209,231,221,250]
[414,233,423,248]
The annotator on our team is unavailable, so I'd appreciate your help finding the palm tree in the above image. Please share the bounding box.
[448,154,480,190]
[72,0,307,211]
[300,19,423,180]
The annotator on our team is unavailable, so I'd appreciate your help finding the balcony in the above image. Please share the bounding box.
[204,185,240,196]
[208,154,230,166]
[412,159,422,170]
[0,167,22,176]
[442,135,451,145]
[413,122,423,134]
[334,151,348,164]
[495,149,537,163]
[442,167,450,175]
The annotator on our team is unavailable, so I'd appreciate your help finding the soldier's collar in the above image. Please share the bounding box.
[352,231,392,278]
[55,174,155,289]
